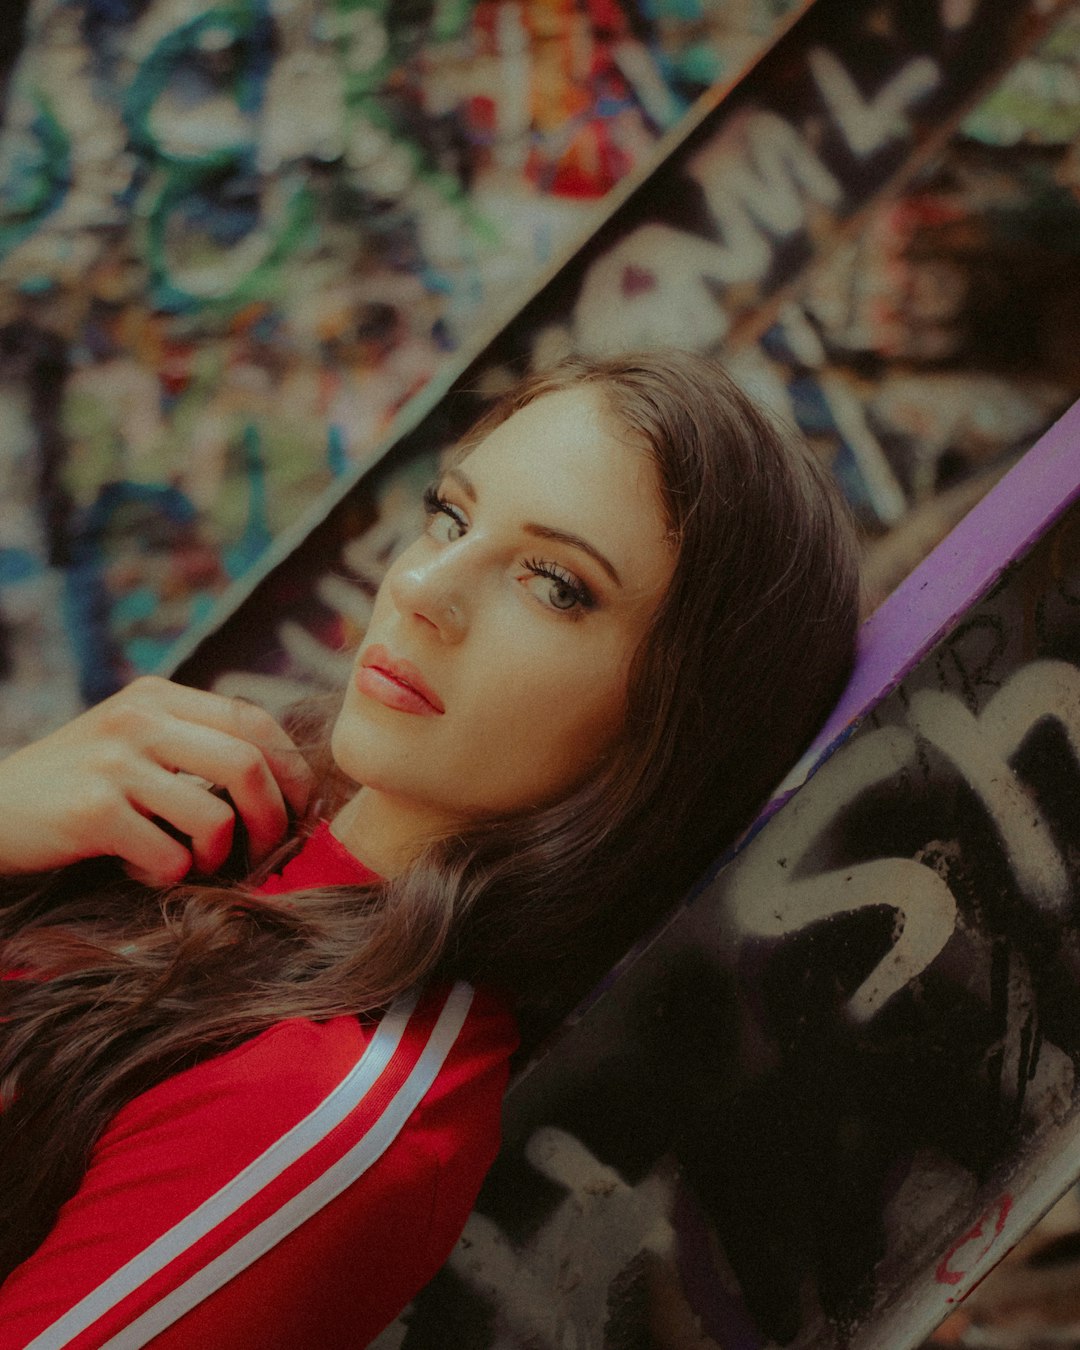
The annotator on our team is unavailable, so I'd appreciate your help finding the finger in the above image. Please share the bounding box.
[126,680,315,817]
[224,697,315,818]
[111,809,194,887]
[125,767,238,876]
[173,739,288,865]
[213,748,288,864]
[136,720,291,865]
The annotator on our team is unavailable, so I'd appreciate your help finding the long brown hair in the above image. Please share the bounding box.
[0,350,861,1278]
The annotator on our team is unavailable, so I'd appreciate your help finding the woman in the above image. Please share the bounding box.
[0,350,860,1347]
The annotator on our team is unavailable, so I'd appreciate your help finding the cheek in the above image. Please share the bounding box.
[468,647,631,788]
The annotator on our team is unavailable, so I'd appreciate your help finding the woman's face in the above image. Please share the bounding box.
[331,386,676,828]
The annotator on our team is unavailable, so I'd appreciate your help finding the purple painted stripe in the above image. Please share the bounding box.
[807,395,1080,764]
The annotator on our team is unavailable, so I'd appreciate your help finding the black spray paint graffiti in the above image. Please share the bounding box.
[730,657,1080,1022]
[520,0,1060,530]
[370,630,1080,1348]
[577,0,1075,528]
[728,722,959,1023]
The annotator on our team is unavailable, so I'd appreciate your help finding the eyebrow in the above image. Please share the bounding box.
[442,466,623,587]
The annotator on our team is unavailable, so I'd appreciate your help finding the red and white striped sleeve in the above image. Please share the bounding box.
[0,981,518,1350]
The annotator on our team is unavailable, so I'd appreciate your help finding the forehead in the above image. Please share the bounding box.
[460,386,661,519]
[458,385,674,590]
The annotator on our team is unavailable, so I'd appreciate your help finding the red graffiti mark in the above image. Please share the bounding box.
[935,1195,1013,1287]
[620,264,656,298]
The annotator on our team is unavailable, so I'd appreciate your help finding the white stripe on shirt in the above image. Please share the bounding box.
[26,982,474,1350]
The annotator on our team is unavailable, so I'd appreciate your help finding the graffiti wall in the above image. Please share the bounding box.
[7,2,1080,746]
[175,0,1080,710]
[0,0,806,747]
[365,398,1080,1350]
[6,4,1080,1345]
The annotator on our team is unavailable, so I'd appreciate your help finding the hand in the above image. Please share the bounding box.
[0,676,315,885]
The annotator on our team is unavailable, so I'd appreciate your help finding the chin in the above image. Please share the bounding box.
[329,723,422,801]
[328,717,367,787]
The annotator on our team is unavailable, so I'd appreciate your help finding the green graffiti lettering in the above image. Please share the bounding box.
[142,169,314,311]
[124,6,267,168]
[0,93,71,262]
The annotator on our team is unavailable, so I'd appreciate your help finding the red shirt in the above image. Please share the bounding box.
[0,822,518,1349]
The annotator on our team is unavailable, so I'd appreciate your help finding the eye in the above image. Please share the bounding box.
[522,557,595,615]
[422,484,467,543]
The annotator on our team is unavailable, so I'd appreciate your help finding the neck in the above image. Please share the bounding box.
[329,787,457,878]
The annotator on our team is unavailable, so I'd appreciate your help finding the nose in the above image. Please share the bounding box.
[385,540,468,644]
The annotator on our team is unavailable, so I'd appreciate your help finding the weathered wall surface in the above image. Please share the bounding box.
[0,0,803,743]
[5,1,1080,744]
[367,403,1080,1350]
[175,0,1080,710]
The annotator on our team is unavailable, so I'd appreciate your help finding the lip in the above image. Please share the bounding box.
[357,644,445,716]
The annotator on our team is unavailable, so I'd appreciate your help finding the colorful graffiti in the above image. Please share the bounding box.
[5,0,1080,744]
[0,0,805,747]
[176,0,1080,709]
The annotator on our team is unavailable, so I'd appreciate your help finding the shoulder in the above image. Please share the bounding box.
[109,981,516,1136]
[0,985,518,1350]
[93,981,519,1216]
[401,983,519,1163]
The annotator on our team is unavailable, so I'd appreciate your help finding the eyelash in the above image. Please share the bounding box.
[422,484,465,533]
[522,556,595,615]
[421,485,596,616]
